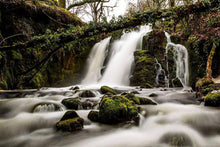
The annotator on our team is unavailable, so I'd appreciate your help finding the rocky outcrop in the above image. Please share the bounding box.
[204,92,220,107]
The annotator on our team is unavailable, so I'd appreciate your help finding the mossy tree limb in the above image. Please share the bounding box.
[0,0,219,51]
[206,43,216,79]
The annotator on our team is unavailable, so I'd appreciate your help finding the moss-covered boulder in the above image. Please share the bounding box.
[61,98,81,110]
[124,93,157,105]
[100,86,117,95]
[195,77,215,98]
[204,92,220,107]
[79,90,96,97]
[98,96,139,124]
[88,110,99,122]
[56,111,84,132]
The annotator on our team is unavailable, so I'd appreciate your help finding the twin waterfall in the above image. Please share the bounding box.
[82,26,189,88]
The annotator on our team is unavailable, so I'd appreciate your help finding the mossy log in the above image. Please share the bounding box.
[0,0,219,51]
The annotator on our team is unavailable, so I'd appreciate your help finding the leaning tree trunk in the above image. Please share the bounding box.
[206,43,216,79]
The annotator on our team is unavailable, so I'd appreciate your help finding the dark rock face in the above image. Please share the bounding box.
[56,110,84,132]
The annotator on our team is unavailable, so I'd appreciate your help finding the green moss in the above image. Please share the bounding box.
[88,110,99,122]
[56,117,84,132]
[98,96,138,124]
[131,50,155,87]
[124,93,140,104]
[100,86,117,95]
[11,50,23,60]
[204,92,220,107]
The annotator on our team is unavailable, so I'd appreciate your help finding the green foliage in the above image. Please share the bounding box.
[204,92,220,107]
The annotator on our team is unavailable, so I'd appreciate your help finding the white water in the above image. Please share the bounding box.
[81,37,111,84]
[165,32,190,88]
[82,25,152,86]
[155,58,169,87]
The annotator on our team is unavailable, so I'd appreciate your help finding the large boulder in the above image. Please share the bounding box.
[100,86,117,95]
[204,92,220,107]
[56,111,84,132]
[89,96,139,124]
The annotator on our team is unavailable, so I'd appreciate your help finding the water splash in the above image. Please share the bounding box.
[155,58,168,87]
[165,32,189,88]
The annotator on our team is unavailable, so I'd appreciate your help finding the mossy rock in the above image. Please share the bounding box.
[100,86,117,95]
[160,132,193,147]
[204,92,220,107]
[195,78,215,98]
[56,110,84,132]
[62,98,81,110]
[88,110,99,122]
[130,50,155,87]
[79,90,96,97]
[124,93,157,105]
[98,96,139,124]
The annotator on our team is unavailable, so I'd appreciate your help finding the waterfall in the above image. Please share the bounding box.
[165,32,189,88]
[82,25,152,86]
[155,58,169,87]
[81,37,111,84]
[100,25,152,85]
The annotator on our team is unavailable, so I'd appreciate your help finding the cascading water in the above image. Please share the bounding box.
[165,32,190,88]
[82,25,152,86]
[81,37,111,84]
[155,58,168,87]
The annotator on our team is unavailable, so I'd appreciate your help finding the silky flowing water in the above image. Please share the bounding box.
[0,26,219,147]
[0,86,220,147]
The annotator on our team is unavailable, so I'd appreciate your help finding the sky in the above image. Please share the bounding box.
[67,0,129,22]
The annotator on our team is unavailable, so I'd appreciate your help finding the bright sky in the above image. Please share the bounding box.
[108,0,128,17]
[67,0,129,22]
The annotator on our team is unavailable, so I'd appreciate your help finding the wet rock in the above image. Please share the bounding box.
[131,90,140,94]
[56,111,84,132]
[69,86,80,91]
[79,90,96,97]
[160,132,193,146]
[204,92,220,107]
[100,86,117,95]
[98,96,139,124]
[32,102,61,113]
[124,93,157,105]
[88,110,99,122]
[62,98,81,110]
[149,93,158,97]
